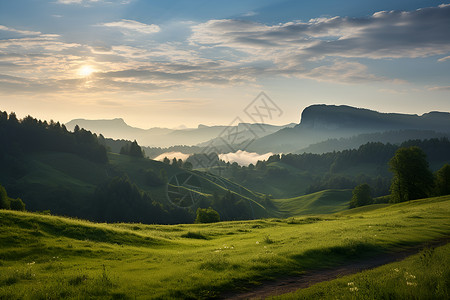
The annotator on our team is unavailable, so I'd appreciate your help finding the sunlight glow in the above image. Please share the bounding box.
[78,65,95,77]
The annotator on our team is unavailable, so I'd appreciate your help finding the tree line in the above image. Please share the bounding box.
[0,111,108,164]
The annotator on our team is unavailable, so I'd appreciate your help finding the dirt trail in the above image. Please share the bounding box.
[222,238,449,300]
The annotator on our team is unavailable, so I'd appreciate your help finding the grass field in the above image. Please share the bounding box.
[271,189,352,217]
[273,242,450,299]
[1,195,449,299]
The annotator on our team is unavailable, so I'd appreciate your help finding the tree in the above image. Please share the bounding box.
[0,185,10,209]
[195,207,220,223]
[120,140,144,158]
[435,164,450,196]
[349,183,372,208]
[389,146,434,203]
[10,197,25,211]
[163,157,170,164]
[183,161,193,170]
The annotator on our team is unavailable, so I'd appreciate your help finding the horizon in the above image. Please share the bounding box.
[1,1,449,128]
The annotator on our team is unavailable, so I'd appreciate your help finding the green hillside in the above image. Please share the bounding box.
[272,189,352,217]
[0,195,449,299]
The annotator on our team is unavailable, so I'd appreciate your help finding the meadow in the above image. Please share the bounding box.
[0,195,449,299]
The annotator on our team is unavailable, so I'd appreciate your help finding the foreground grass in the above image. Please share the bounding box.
[273,242,450,299]
[0,195,449,299]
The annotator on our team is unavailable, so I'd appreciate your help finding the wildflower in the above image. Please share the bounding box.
[348,282,354,286]
[393,268,399,272]
[256,241,259,244]
[27,262,35,265]
[406,282,417,286]
[349,287,359,291]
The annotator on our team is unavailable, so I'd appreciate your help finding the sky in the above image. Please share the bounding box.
[0,0,449,129]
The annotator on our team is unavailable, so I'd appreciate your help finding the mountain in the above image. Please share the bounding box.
[246,105,450,153]
[65,118,295,148]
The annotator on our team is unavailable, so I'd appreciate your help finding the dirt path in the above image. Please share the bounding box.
[222,238,449,299]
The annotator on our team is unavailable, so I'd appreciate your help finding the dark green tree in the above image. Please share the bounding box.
[120,140,144,158]
[389,146,434,203]
[349,183,372,208]
[434,164,450,196]
[183,161,193,170]
[0,185,10,209]
[163,157,170,164]
[10,197,25,211]
[195,207,220,223]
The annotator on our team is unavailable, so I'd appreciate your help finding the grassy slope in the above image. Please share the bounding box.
[273,242,450,299]
[1,195,449,299]
[271,189,352,217]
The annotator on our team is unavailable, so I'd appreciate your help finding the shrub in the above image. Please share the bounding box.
[9,198,25,211]
[195,207,220,223]
[349,183,373,208]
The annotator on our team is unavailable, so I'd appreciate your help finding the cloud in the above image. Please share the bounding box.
[438,56,450,62]
[428,85,450,91]
[0,25,41,36]
[154,152,191,162]
[190,4,450,60]
[100,19,160,34]
[56,0,130,5]
[219,150,274,166]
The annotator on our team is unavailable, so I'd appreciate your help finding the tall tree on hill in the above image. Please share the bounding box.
[434,164,450,196]
[389,146,434,203]
[120,140,144,158]
[349,183,373,208]
[0,185,10,209]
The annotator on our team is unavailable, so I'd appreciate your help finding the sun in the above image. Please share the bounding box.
[78,65,95,77]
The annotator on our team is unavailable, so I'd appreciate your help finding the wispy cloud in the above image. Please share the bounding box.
[56,0,130,5]
[99,19,160,34]
[0,25,41,36]
[428,85,450,91]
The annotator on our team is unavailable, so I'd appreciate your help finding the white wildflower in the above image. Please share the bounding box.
[256,241,259,244]
[348,282,354,286]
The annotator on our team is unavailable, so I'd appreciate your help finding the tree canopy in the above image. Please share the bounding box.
[349,183,373,208]
[389,146,434,203]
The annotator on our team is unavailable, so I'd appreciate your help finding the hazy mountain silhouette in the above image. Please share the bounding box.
[246,105,450,153]
[65,118,295,148]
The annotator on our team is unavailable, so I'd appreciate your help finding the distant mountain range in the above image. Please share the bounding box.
[66,104,450,154]
[245,105,450,153]
[65,118,295,148]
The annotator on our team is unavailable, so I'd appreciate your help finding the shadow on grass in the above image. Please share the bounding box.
[181,231,209,240]
[290,240,386,270]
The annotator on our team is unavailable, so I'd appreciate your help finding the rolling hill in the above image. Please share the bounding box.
[1,195,449,298]
[271,189,353,217]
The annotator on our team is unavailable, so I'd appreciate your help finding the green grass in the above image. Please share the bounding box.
[0,195,449,299]
[272,242,450,299]
[272,189,353,217]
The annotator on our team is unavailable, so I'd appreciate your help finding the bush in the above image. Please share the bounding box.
[195,207,220,223]
[349,183,373,208]
[10,198,25,211]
